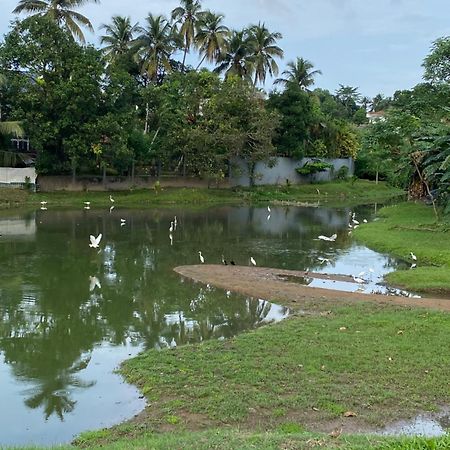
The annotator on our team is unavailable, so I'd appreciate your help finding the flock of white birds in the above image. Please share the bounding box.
[38,197,419,295]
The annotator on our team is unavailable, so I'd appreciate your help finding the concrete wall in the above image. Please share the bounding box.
[230,157,354,187]
[0,167,37,188]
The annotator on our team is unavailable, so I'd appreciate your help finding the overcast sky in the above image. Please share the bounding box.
[1,0,449,97]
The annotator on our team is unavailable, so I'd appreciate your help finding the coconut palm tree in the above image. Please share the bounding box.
[99,15,141,62]
[12,0,100,43]
[214,30,253,82]
[195,11,228,70]
[274,57,322,90]
[136,14,178,84]
[247,22,283,86]
[335,84,361,107]
[171,0,204,71]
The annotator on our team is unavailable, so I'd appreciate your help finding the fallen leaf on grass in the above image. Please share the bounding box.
[343,411,357,417]
[329,427,342,438]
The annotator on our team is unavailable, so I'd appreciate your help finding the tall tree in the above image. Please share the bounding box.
[274,57,321,90]
[214,30,253,81]
[136,14,177,84]
[171,0,204,71]
[335,84,361,107]
[247,22,283,86]
[12,0,100,43]
[423,36,450,83]
[195,11,229,70]
[99,15,140,63]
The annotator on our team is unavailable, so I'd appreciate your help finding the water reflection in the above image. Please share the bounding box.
[0,204,399,445]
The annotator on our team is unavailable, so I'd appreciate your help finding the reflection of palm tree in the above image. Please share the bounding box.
[24,357,95,420]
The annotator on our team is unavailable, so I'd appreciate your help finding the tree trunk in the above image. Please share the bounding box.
[131,160,135,185]
[102,164,106,186]
[248,162,256,187]
[375,169,379,185]
[144,103,150,134]
[196,54,207,71]
[183,157,186,178]
[71,158,76,184]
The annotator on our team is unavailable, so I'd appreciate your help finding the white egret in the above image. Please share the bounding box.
[267,205,271,213]
[363,219,368,223]
[169,221,174,233]
[353,276,365,284]
[318,233,337,242]
[40,201,47,205]
[170,338,177,349]
[250,256,256,266]
[174,216,178,228]
[318,257,330,264]
[410,263,417,269]
[352,219,360,225]
[109,206,115,213]
[221,255,227,265]
[84,206,90,210]
[89,233,102,248]
[89,276,101,292]
[40,206,47,211]
[169,233,173,246]
[226,290,231,297]
[410,252,417,261]
[109,195,115,203]
[198,251,205,263]
[84,201,90,206]
[267,214,271,221]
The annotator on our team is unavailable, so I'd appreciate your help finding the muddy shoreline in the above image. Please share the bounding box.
[173,265,450,312]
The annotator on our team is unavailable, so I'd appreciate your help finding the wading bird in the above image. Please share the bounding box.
[410,252,417,261]
[109,195,115,203]
[199,251,205,263]
[250,256,256,266]
[89,233,102,248]
[318,233,337,242]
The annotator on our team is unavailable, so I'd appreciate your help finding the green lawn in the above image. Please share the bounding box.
[72,299,450,449]
[0,179,404,209]
[354,202,450,293]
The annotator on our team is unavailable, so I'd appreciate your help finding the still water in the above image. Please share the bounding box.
[0,204,405,446]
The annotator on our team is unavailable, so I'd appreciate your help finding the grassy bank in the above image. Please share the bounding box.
[73,298,450,449]
[0,179,403,209]
[354,202,450,293]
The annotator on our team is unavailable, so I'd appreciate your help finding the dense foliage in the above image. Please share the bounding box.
[2,0,447,201]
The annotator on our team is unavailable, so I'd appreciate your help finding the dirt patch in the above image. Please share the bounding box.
[173,265,450,312]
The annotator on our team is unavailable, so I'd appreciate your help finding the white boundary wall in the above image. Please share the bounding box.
[0,167,37,187]
[231,157,354,187]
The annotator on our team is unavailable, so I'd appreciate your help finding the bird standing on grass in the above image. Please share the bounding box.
[109,195,115,203]
[199,251,205,263]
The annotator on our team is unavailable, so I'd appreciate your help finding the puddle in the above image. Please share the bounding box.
[380,408,450,437]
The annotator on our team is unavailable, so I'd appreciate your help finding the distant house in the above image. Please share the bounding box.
[366,111,386,124]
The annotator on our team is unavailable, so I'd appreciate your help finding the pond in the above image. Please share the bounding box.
[0,203,407,446]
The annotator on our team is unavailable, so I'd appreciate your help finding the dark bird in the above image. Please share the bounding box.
[230,260,235,266]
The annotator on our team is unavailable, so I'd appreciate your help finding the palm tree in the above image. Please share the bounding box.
[335,84,361,107]
[13,0,100,43]
[247,22,283,86]
[214,30,253,82]
[171,0,204,71]
[274,57,322,90]
[195,11,229,70]
[136,14,178,84]
[99,15,141,62]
